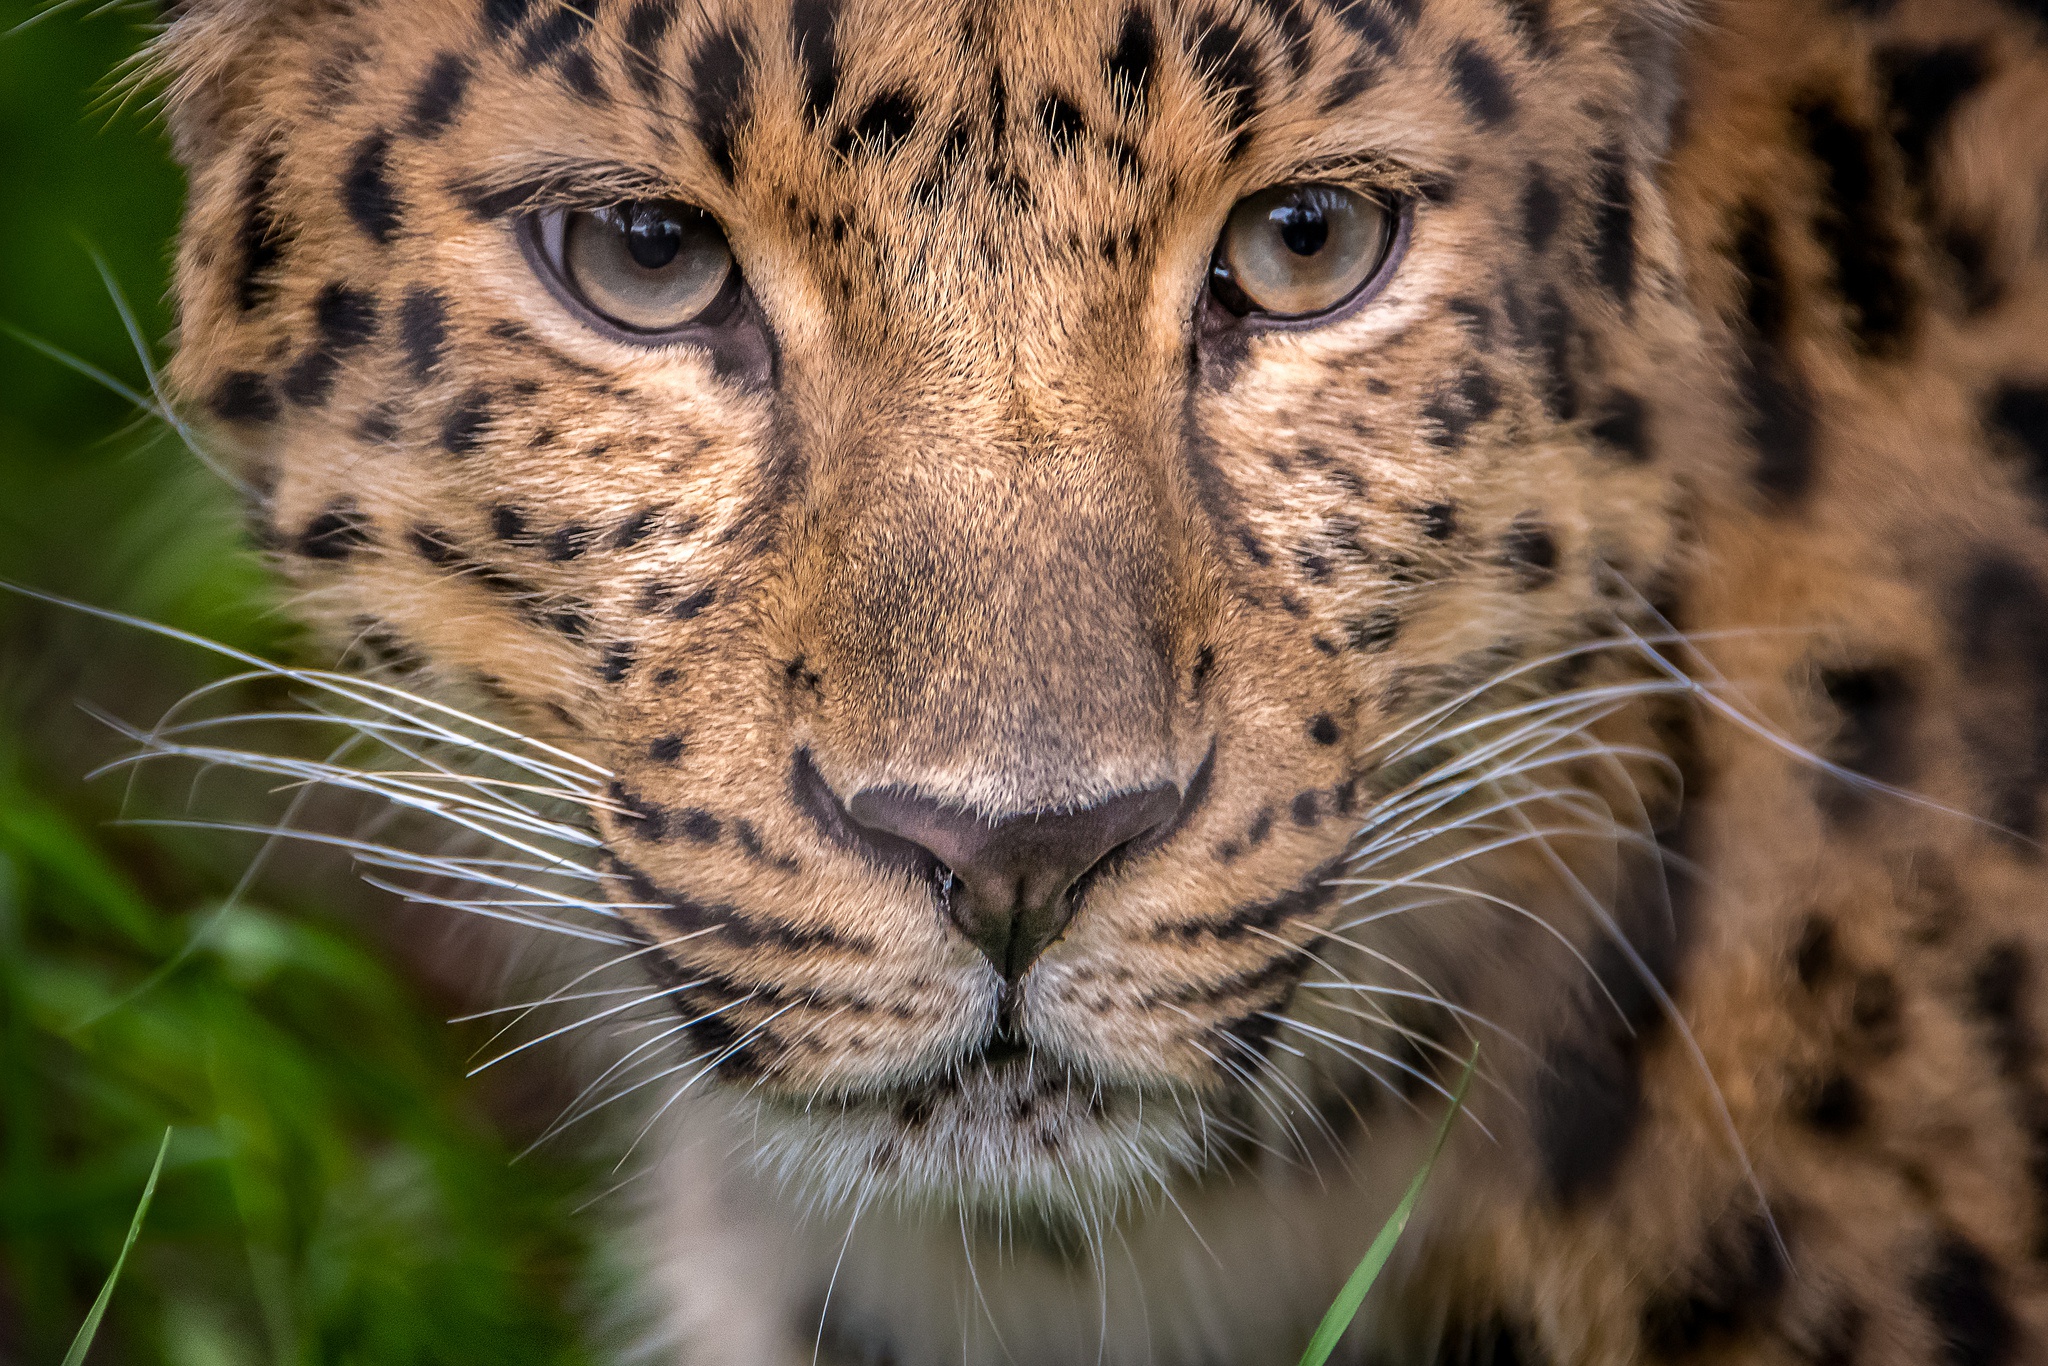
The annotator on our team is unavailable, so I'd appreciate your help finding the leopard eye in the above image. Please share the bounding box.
[1209,184,1396,320]
[538,200,738,336]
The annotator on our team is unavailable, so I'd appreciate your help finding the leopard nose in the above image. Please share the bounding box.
[846,783,1184,982]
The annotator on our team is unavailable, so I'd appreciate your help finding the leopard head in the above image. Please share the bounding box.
[159,0,1712,1217]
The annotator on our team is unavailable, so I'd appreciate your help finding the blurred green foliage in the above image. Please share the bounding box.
[0,3,606,1361]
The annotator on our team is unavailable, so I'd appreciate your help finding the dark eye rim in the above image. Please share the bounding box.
[516,202,746,345]
[1204,187,1414,331]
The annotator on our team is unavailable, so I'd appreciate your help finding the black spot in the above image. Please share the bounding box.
[837,90,917,157]
[670,585,716,620]
[599,641,635,683]
[1501,0,1551,55]
[1535,1026,1644,1205]
[1038,94,1085,153]
[209,370,279,424]
[1520,164,1562,255]
[1447,41,1515,126]
[1348,608,1400,653]
[609,782,674,841]
[1941,222,2005,317]
[677,809,722,843]
[1640,1216,1787,1357]
[1290,791,1321,827]
[1971,942,2032,1075]
[690,26,753,180]
[545,606,591,640]
[405,52,472,136]
[544,524,596,561]
[296,499,372,560]
[610,506,658,549]
[1308,714,1340,746]
[1423,367,1499,449]
[1191,12,1262,161]
[558,51,606,103]
[1805,1071,1866,1135]
[234,148,285,312]
[1590,391,1652,462]
[440,388,494,455]
[1448,297,1493,347]
[988,65,1008,149]
[1852,969,1901,1045]
[1818,666,1914,817]
[1799,96,1916,356]
[283,283,379,407]
[1419,502,1458,540]
[1500,516,1558,589]
[1104,138,1141,180]
[481,0,531,39]
[518,0,595,70]
[1249,0,1313,76]
[1954,556,2048,841]
[1989,384,2048,505]
[1319,57,1378,112]
[490,505,528,542]
[398,287,447,381]
[621,0,679,99]
[1878,44,1989,187]
[357,408,399,444]
[1732,205,1817,502]
[1914,1237,2017,1366]
[648,734,684,763]
[1508,283,1577,421]
[1105,7,1156,111]
[1534,882,1685,1204]
[1794,914,1836,987]
[789,0,839,121]
[341,131,402,245]
[1589,144,1635,305]
[407,523,463,567]
[1330,0,1400,58]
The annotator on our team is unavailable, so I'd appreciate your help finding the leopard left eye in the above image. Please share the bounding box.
[1209,183,1398,320]
[527,199,740,338]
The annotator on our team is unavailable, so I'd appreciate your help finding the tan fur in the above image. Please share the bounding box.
[150,0,2048,1360]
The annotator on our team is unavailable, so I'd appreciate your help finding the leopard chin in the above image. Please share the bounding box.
[745,1043,1216,1221]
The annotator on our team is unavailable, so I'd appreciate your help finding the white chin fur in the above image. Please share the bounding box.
[738,1058,1217,1222]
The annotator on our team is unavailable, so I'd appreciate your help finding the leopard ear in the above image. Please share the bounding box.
[147,0,333,166]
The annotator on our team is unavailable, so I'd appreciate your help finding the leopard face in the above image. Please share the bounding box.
[160,0,1707,1217]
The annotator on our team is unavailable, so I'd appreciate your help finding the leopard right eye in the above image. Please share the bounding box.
[1208,183,1399,321]
[529,200,740,338]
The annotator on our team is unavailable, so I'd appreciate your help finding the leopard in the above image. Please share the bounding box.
[138,0,2048,1359]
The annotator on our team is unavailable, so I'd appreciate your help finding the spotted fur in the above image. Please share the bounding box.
[150,0,2048,1361]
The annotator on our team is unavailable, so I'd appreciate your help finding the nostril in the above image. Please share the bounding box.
[845,781,1184,981]
[789,747,946,881]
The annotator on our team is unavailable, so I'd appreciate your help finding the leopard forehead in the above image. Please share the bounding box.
[158,0,1704,1207]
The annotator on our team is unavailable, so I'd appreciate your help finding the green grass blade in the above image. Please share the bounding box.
[61,1127,172,1366]
[1297,1046,1478,1366]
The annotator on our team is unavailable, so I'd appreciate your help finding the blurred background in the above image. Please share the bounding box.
[1,2,612,1360]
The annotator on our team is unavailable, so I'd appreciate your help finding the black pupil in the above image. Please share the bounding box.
[1271,198,1329,258]
[624,204,684,270]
